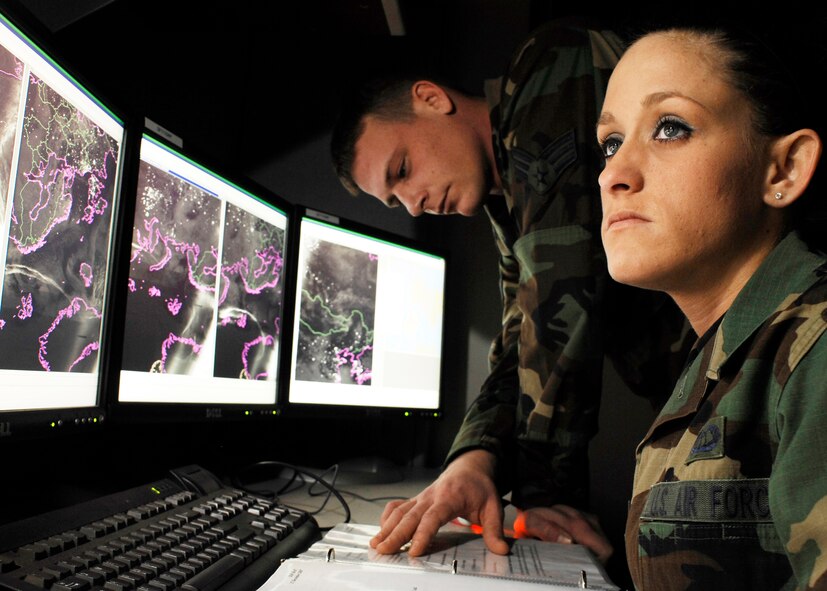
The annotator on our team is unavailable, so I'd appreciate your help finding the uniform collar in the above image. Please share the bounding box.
[638,232,826,452]
[706,231,826,379]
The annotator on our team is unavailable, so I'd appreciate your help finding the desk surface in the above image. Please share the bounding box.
[266,464,518,534]
[272,466,439,529]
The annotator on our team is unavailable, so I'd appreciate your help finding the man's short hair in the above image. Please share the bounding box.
[330,77,417,196]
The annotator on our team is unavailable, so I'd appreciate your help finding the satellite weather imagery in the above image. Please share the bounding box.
[123,159,285,381]
[0,55,120,373]
[121,160,221,376]
[214,203,284,381]
[296,238,377,386]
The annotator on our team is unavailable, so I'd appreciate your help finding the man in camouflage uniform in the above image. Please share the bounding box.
[331,17,688,559]
[626,230,827,590]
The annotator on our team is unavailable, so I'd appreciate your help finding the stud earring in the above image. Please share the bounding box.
[774,192,783,200]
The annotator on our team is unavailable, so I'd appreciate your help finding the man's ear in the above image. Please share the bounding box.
[411,81,455,116]
[764,128,822,208]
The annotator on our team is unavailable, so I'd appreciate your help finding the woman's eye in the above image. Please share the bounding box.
[600,136,622,158]
[654,117,692,141]
[398,161,407,179]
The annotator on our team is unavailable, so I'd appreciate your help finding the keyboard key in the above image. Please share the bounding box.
[186,537,208,552]
[183,557,207,573]
[45,536,67,554]
[24,570,58,588]
[0,553,19,573]
[109,539,132,553]
[166,548,188,563]
[43,564,73,580]
[137,527,158,541]
[60,532,87,548]
[116,573,142,589]
[80,524,106,539]
[133,546,156,560]
[174,562,198,577]
[121,552,144,567]
[76,569,107,585]
[56,560,81,575]
[139,560,166,577]
[227,526,255,544]
[102,559,129,575]
[90,564,118,581]
[19,543,50,561]
[166,567,189,582]
[127,508,152,521]
[98,545,119,559]
[73,554,97,569]
[158,571,186,586]
[53,575,92,591]
[146,578,175,591]
[126,568,150,584]
[103,517,126,532]
[194,552,214,566]
[233,547,254,565]
[104,578,135,591]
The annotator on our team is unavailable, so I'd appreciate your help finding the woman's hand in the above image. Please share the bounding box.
[513,505,613,564]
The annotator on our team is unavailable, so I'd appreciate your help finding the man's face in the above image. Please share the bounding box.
[351,112,493,217]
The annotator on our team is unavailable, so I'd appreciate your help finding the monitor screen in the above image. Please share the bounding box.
[0,10,123,429]
[115,134,289,412]
[285,208,446,415]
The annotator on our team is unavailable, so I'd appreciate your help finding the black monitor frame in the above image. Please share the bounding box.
[0,4,130,442]
[102,130,294,425]
[278,206,448,420]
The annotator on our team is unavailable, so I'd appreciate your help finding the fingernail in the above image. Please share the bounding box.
[557,534,573,544]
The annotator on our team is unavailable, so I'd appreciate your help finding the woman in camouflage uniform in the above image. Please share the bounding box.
[598,24,827,590]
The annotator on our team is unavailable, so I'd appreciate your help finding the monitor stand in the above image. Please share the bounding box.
[333,455,404,486]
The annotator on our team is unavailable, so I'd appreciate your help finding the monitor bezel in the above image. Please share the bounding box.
[102,129,294,424]
[0,4,130,441]
[278,205,448,420]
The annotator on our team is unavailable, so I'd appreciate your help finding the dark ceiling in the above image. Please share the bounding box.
[2,0,825,178]
[1,0,472,171]
[2,0,546,175]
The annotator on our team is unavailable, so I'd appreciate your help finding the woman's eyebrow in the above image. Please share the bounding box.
[596,111,615,129]
[643,90,710,112]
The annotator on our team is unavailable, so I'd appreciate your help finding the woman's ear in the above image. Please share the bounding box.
[764,128,823,208]
[411,81,456,116]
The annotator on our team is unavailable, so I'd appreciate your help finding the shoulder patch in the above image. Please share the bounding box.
[511,129,576,196]
[686,415,726,464]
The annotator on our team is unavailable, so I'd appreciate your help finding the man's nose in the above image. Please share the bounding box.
[399,189,426,217]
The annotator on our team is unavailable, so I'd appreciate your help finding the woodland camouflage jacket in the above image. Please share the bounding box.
[445,19,689,508]
[627,231,827,591]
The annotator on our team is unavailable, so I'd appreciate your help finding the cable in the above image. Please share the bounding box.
[336,489,408,503]
[231,460,352,526]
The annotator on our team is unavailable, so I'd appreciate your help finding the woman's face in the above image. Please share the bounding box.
[598,32,776,296]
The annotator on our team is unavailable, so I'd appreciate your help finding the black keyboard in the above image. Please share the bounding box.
[0,465,321,591]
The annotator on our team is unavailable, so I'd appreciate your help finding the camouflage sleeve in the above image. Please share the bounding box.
[443,206,522,491]
[771,334,827,590]
[444,20,626,508]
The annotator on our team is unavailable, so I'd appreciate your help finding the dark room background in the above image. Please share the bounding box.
[1,1,824,587]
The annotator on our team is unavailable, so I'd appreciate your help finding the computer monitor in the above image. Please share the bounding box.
[0,8,125,439]
[111,133,290,421]
[283,207,446,418]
